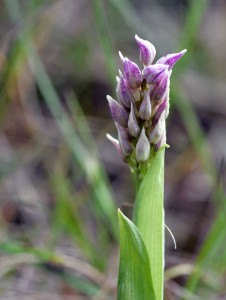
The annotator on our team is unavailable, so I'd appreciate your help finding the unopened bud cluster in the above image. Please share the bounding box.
[107,35,186,174]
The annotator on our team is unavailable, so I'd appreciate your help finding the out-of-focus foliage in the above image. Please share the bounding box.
[0,0,225,299]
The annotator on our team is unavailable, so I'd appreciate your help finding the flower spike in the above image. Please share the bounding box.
[106,35,186,173]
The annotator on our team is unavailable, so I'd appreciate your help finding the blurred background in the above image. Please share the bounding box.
[0,0,226,299]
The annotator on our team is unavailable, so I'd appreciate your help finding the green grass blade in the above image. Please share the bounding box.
[170,87,215,177]
[117,209,155,300]
[109,0,148,35]
[133,148,165,300]
[178,0,209,63]
[92,0,116,88]
[0,242,100,296]
[4,0,118,241]
[185,184,226,295]
[171,0,215,177]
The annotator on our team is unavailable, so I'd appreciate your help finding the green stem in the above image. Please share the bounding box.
[132,148,165,300]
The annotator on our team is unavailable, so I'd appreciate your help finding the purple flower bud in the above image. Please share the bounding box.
[116,76,132,108]
[156,49,187,70]
[115,123,133,156]
[152,97,167,127]
[107,95,129,127]
[128,102,140,137]
[106,133,124,159]
[150,70,171,101]
[135,128,150,162]
[143,64,168,84]
[124,57,142,89]
[135,34,156,66]
[139,90,152,120]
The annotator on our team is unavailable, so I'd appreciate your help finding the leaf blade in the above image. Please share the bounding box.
[117,209,155,300]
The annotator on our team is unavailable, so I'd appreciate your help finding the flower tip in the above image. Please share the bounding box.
[106,95,112,102]
[157,49,187,69]
[134,34,146,45]
[106,133,125,159]
[134,34,140,42]
[177,49,187,59]
[106,133,112,140]
[118,69,123,78]
[106,133,118,144]
[119,51,125,63]
[124,56,129,62]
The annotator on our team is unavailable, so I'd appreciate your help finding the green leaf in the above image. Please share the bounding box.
[133,148,165,300]
[117,209,155,300]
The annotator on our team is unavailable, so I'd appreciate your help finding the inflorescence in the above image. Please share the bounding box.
[107,35,186,174]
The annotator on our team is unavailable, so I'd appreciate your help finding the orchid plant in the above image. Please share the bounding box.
[107,35,186,300]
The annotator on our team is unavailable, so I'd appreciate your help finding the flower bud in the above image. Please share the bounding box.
[135,34,156,66]
[124,57,142,89]
[139,90,152,120]
[106,134,124,159]
[156,49,187,70]
[149,115,165,144]
[107,95,129,127]
[115,123,133,156]
[135,128,150,162]
[116,75,132,108]
[150,70,171,101]
[143,64,168,84]
[128,102,140,137]
[152,97,167,127]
